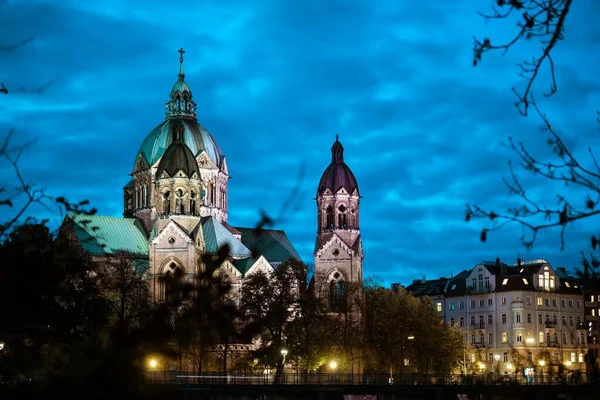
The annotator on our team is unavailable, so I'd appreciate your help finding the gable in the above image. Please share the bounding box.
[197,151,217,170]
[236,255,274,276]
[314,232,353,258]
[133,154,149,173]
[152,219,194,246]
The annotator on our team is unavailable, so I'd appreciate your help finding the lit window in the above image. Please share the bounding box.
[573,284,578,288]
[593,309,596,317]
[451,284,456,290]
[544,266,549,271]
[537,297,543,306]
[592,295,596,302]
[437,302,442,312]
[501,297,507,305]
[565,282,571,288]
[502,278,509,285]
[471,354,476,363]
[571,353,576,363]
[579,354,584,363]
[519,268,524,273]
[522,278,529,285]
[449,302,455,310]
[539,332,544,343]
[502,332,508,343]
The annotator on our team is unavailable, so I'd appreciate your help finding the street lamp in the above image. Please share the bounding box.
[148,358,158,383]
[280,349,288,384]
[538,360,546,384]
[494,354,500,381]
[0,343,4,351]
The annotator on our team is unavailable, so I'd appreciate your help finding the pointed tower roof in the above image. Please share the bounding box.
[317,135,359,195]
[165,47,197,119]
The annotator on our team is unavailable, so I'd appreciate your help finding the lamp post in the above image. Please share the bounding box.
[538,360,545,384]
[494,354,500,382]
[400,334,415,382]
[280,349,288,384]
[148,358,158,383]
[329,360,338,384]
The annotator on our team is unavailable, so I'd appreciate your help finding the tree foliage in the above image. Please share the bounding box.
[363,284,462,375]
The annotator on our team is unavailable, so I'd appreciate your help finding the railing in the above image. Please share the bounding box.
[143,371,592,386]
[545,321,557,328]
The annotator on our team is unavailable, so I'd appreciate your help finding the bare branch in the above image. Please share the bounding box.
[473,0,572,115]
[466,108,600,251]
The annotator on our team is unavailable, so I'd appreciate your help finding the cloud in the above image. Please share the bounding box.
[1,0,599,287]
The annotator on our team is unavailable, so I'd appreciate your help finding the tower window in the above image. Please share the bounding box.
[329,279,346,312]
[325,206,334,229]
[163,190,171,213]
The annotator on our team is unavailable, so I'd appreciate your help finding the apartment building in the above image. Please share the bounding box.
[409,259,587,377]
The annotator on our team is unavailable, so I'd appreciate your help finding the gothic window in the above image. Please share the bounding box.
[175,189,185,214]
[329,272,346,312]
[161,263,183,302]
[163,190,171,213]
[338,205,347,228]
[190,190,196,216]
[325,206,333,229]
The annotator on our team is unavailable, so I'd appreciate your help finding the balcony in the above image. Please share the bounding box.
[470,322,487,330]
[545,321,557,329]
[547,341,559,348]
[474,343,486,349]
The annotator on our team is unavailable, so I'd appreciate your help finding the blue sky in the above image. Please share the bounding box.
[1,0,599,285]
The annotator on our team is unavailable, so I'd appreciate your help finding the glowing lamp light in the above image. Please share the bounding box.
[526,337,535,344]
[478,362,486,370]
[407,335,415,340]
[565,361,572,367]
[506,363,513,370]
[329,360,338,370]
[148,358,158,369]
[538,360,546,367]
[494,354,500,362]
[0,343,4,351]
[280,349,288,357]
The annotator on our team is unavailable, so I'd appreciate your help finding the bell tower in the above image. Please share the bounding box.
[314,135,363,312]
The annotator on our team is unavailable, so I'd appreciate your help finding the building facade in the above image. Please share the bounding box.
[409,259,588,377]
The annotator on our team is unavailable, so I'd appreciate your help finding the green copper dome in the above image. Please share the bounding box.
[133,49,225,171]
[135,118,224,170]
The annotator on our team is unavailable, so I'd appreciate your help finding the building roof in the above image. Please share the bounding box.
[201,216,252,258]
[235,227,301,266]
[317,136,359,195]
[66,214,149,257]
[156,139,200,178]
[135,117,224,170]
[406,278,448,297]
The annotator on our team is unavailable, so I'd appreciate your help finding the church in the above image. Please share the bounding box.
[60,49,363,313]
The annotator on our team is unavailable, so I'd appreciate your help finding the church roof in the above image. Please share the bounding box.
[156,140,200,177]
[65,214,149,257]
[135,118,224,170]
[235,227,301,266]
[317,136,359,195]
[201,216,252,258]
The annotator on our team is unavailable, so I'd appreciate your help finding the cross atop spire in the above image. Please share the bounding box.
[335,133,339,141]
[178,47,186,78]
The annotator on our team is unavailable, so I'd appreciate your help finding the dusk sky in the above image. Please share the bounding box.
[1,0,599,285]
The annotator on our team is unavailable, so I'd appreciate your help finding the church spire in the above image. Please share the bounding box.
[165,48,197,119]
[178,47,185,79]
[331,134,344,163]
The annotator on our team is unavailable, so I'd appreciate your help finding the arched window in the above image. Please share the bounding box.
[163,190,171,213]
[325,206,333,229]
[175,189,185,214]
[190,190,196,216]
[161,263,183,302]
[338,205,347,229]
[329,273,346,312]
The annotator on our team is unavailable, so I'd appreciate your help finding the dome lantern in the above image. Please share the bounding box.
[165,48,197,119]
[317,135,359,196]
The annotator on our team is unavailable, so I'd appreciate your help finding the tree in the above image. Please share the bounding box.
[0,223,109,384]
[466,0,600,276]
[363,284,462,377]
[239,259,305,381]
